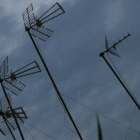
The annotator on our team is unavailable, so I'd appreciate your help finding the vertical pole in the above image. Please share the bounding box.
[27,30,83,140]
[0,82,25,140]
[100,53,140,110]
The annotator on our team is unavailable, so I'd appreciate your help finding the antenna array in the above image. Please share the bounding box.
[0,95,27,136]
[0,56,41,139]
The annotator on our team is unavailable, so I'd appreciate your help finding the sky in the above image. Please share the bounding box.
[0,0,140,140]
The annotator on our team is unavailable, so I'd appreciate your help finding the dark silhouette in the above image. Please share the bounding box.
[22,3,83,140]
[99,34,140,111]
[0,57,41,140]
[96,114,103,140]
[0,95,27,140]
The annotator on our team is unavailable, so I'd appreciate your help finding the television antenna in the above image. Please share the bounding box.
[0,94,27,140]
[0,56,41,140]
[23,3,65,41]
[99,33,140,111]
[22,3,83,140]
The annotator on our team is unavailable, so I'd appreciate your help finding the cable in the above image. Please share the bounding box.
[25,122,56,140]
[23,124,36,140]
[24,92,140,135]
[56,92,67,113]
[106,52,136,99]
[34,35,82,137]
[61,93,140,134]
[125,107,136,140]
[56,92,77,134]
[64,111,77,134]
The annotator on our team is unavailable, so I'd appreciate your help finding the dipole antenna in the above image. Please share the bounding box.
[99,33,140,111]
[0,57,41,140]
[22,3,83,140]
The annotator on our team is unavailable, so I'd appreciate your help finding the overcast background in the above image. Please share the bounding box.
[0,0,140,140]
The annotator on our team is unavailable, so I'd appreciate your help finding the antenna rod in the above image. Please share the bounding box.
[0,82,25,140]
[27,30,83,140]
[104,33,130,54]
[99,53,140,110]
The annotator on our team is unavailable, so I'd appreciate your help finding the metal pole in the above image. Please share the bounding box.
[27,30,83,140]
[100,53,140,110]
[0,82,25,140]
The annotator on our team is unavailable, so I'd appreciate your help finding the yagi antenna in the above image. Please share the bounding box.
[22,4,53,41]
[0,56,41,140]
[103,33,130,56]
[0,58,41,96]
[23,2,65,41]
[0,95,27,139]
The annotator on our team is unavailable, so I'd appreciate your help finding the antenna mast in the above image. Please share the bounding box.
[22,3,83,140]
[99,34,140,111]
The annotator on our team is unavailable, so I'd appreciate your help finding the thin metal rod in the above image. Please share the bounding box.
[38,3,57,20]
[40,8,60,22]
[14,66,38,76]
[13,61,35,74]
[27,30,83,140]
[41,13,65,25]
[100,53,140,110]
[1,82,25,140]
[0,128,5,136]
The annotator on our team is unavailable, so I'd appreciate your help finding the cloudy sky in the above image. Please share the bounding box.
[0,0,140,140]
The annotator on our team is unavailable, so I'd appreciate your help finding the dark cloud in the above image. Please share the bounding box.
[0,0,140,140]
